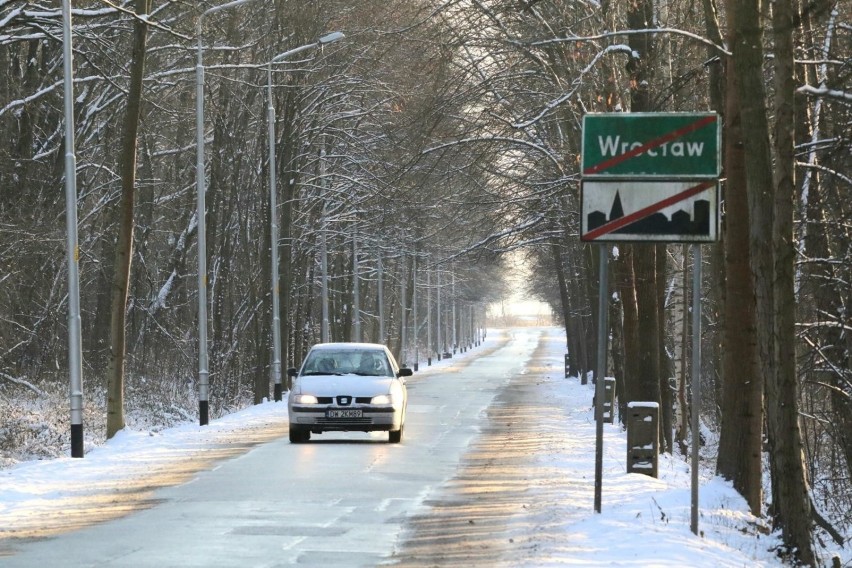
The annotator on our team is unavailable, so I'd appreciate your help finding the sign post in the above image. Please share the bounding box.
[581,113,719,536]
[593,244,608,513]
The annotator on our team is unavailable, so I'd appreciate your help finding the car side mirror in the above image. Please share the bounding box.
[398,367,413,377]
[287,367,298,377]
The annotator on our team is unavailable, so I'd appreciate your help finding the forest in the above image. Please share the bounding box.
[0,0,849,564]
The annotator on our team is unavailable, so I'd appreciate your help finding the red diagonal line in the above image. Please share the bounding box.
[584,180,716,241]
[583,115,717,175]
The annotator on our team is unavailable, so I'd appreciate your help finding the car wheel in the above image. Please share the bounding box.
[389,425,403,444]
[289,426,310,443]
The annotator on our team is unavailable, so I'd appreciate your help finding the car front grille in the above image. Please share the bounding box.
[314,396,373,405]
[313,396,372,404]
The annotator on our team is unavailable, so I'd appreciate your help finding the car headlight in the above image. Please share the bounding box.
[370,394,393,405]
[292,394,318,404]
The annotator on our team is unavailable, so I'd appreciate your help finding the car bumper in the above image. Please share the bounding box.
[290,406,403,432]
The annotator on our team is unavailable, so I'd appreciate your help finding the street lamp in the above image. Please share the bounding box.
[352,225,361,342]
[266,31,344,399]
[61,0,84,458]
[412,257,418,371]
[196,0,257,426]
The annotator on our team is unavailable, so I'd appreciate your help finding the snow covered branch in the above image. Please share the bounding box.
[0,373,46,397]
[519,28,731,56]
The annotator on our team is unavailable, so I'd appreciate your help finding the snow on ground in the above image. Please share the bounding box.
[512,362,786,567]
[0,328,845,566]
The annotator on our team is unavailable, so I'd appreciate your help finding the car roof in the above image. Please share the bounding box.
[309,342,387,352]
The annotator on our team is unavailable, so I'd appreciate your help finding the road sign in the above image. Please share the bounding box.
[581,179,719,242]
[582,112,720,178]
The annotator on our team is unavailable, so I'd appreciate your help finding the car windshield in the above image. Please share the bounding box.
[301,349,393,377]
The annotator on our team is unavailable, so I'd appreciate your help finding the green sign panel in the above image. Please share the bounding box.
[582,112,720,178]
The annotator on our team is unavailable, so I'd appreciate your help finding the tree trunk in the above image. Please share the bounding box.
[676,247,689,456]
[769,0,816,562]
[626,0,662,415]
[732,0,815,561]
[733,0,776,513]
[551,241,574,370]
[616,245,640,409]
[657,244,673,453]
[106,0,150,439]
[609,284,625,423]
[633,246,662,407]
[701,0,726,429]
[585,246,600,382]
[716,22,763,515]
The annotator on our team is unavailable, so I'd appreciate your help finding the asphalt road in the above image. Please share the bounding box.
[3,328,556,567]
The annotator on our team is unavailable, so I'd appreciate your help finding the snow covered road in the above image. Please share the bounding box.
[1,328,800,567]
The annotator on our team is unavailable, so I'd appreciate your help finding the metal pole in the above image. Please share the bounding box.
[469,304,473,349]
[474,304,479,345]
[320,141,331,343]
[352,227,360,342]
[195,0,260,425]
[460,302,466,351]
[195,18,210,426]
[265,31,344,357]
[321,202,329,342]
[400,263,407,362]
[267,63,283,401]
[412,258,418,370]
[451,270,457,353]
[378,250,385,343]
[62,0,84,458]
[426,269,432,365]
[690,244,702,535]
[436,269,442,359]
[594,244,609,513]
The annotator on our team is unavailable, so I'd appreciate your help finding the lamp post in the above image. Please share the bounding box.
[196,0,257,425]
[412,258,418,371]
[426,268,432,366]
[266,32,343,392]
[352,226,361,342]
[320,172,329,343]
[400,263,407,361]
[451,269,457,354]
[436,269,442,360]
[61,0,84,458]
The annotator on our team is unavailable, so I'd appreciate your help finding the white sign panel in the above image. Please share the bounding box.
[581,180,719,242]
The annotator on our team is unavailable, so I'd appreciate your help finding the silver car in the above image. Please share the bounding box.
[287,343,412,443]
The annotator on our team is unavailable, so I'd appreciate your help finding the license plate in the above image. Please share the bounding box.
[326,409,362,419]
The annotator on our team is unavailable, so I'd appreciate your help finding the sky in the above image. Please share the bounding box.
[1,329,846,567]
[488,250,553,321]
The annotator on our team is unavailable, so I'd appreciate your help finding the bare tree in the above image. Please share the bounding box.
[731,0,815,560]
[716,0,762,515]
[106,0,151,439]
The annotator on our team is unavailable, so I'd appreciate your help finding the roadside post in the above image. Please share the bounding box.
[626,402,660,477]
[602,377,616,424]
[580,112,720,535]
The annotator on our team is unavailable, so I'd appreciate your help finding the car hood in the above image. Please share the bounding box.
[294,375,394,397]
